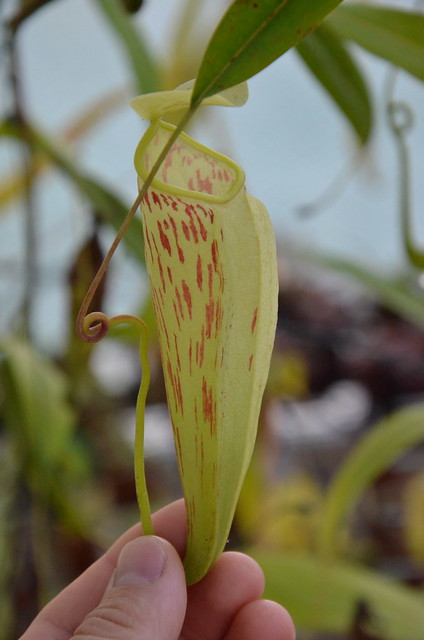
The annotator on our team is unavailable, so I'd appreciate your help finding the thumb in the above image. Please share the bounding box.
[73,536,187,640]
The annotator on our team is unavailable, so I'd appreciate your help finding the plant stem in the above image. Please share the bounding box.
[8,0,54,33]
[6,27,37,339]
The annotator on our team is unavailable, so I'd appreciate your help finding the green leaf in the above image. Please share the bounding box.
[320,404,424,557]
[0,446,19,637]
[305,252,424,332]
[251,550,424,639]
[0,119,144,262]
[328,4,424,82]
[191,0,344,106]
[95,0,159,94]
[0,338,95,533]
[296,23,372,144]
[0,89,127,214]
[0,339,77,475]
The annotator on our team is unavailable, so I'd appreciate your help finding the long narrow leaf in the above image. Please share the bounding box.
[0,89,126,212]
[95,0,159,94]
[296,23,372,144]
[305,253,424,332]
[252,551,424,640]
[0,119,144,262]
[191,0,344,105]
[0,339,75,472]
[320,404,424,557]
[328,4,424,82]
[0,339,94,534]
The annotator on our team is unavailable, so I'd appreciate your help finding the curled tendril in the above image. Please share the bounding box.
[83,310,154,535]
[385,73,424,270]
[75,238,154,533]
[80,311,111,342]
[387,101,414,135]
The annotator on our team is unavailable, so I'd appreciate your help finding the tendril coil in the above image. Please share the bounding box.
[74,191,155,533]
[80,307,154,535]
[386,75,424,270]
[81,311,110,342]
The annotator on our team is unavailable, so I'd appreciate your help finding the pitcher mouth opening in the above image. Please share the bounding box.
[134,120,245,204]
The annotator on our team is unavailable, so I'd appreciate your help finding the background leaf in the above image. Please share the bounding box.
[0,339,95,534]
[94,0,159,94]
[404,472,424,567]
[0,89,127,213]
[319,404,424,557]
[0,446,19,636]
[305,252,424,332]
[296,23,372,144]
[1,339,76,473]
[0,119,144,262]
[328,4,424,82]
[251,551,424,640]
[191,0,344,105]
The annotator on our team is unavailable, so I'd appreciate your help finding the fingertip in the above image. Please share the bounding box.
[188,551,265,606]
[262,600,296,640]
[224,598,296,640]
[182,551,265,639]
[215,551,266,597]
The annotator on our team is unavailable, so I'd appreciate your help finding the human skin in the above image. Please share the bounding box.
[20,499,295,640]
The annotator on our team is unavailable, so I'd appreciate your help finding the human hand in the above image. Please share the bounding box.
[20,499,295,640]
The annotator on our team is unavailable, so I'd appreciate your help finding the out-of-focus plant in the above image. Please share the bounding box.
[239,403,424,639]
[404,471,424,567]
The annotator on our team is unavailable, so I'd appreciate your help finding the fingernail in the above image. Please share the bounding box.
[114,536,167,586]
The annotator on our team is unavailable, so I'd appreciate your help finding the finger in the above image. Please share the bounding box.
[72,536,186,640]
[108,498,188,559]
[223,600,296,640]
[20,500,187,640]
[181,552,265,640]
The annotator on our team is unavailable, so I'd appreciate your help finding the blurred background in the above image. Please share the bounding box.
[0,1,424,638]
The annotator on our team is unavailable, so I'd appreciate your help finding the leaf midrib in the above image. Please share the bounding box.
[192,0,289,106]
